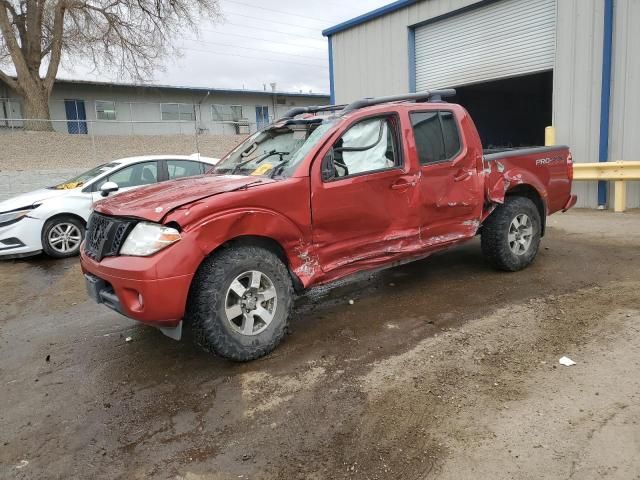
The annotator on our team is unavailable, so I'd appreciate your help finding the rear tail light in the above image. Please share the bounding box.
[567,153,574,181]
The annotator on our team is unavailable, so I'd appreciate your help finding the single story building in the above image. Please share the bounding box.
[0,79,329,136]
[323,0,640,208]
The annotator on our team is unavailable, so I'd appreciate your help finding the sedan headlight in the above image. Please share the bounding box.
[0,205,39,227]
[119,222,181,256]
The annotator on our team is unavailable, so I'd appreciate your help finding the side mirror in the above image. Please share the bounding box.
[99,181,119,197]
[321,150,335,181]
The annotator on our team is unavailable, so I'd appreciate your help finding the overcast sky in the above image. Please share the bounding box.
[57,0,391,95]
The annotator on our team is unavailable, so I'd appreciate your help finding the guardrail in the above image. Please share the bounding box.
[573,161,640,212]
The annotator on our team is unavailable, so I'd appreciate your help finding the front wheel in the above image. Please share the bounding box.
[41,215,85,258]
[187,246,294,361]
[481,196,542,271]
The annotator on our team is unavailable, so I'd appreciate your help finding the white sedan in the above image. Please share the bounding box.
[0,154,218,259]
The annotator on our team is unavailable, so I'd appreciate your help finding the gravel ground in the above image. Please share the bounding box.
[0,132,245,170]
[0,209,639,479]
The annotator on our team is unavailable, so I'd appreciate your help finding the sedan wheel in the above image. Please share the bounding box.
[41,216,85,258]
[48,223,83,254]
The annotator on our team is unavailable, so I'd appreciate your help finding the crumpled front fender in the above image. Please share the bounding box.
[188,208,319,286]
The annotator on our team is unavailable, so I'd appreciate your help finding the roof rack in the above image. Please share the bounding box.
[342,89,456,114]
[279,89,456,121]
[280,104,347,120]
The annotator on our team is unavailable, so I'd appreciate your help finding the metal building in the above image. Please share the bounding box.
[323,0,640,208]
[0,79,328,137]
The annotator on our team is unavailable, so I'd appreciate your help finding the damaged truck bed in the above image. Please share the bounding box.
[81,90,577,361]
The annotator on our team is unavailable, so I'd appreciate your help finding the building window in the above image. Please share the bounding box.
[212,104,243,122]
[95,100,117,121]
[161,103,195,121]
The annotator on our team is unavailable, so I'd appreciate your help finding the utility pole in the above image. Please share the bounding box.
[270,82,277,122]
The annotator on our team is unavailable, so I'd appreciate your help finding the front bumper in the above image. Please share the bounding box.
[80,248,195,327]
[0,217,44,258]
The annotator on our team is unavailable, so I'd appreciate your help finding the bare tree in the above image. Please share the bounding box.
[0,0,220,129]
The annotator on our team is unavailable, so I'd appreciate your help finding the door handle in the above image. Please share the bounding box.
[390,178,416,190]
[453,170,472,182]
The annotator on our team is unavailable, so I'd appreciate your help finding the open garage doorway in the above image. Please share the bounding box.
[449,70,553,150]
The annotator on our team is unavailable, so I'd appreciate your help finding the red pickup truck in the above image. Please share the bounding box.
[81,91,577,361]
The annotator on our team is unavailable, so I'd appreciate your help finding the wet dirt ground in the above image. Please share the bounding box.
[1,210,639,480]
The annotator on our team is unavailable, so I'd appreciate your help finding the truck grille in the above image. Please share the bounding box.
[84,212,136,261]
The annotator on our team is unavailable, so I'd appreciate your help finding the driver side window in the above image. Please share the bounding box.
[95,161,158,190]
[323,116,400,180]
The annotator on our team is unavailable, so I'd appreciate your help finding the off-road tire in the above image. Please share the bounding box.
[41,215,85,258]
[481,196,542,272]
[186,246,294,361]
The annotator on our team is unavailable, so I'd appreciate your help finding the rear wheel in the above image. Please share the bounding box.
[187,246,293,361]
[41,215,85,258]
[481,196,541,271]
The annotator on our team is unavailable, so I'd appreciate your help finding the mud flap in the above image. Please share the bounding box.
[158,320,183,341]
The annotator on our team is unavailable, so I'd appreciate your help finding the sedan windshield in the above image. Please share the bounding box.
[50,162,120,190]
[213,119,336,178]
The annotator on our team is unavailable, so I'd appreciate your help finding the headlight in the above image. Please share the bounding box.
[0,205,38,227]
[119,222,181,256]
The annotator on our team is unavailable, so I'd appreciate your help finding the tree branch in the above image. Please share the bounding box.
[43,0,66,92]
[0,67,21,92]
[0,0,19,21]
[0,1,34,89]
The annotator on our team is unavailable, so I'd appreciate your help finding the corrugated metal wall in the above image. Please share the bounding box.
[330,0,640,208]
[554,0,640,208]
[610,0,640,208]
[330,0,479,104]
[415,0,555,90]
[553,0,603,208]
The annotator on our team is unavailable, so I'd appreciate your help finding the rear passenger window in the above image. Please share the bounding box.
[410,111,461,165]
[167,160,204,179]
[440,111,461,158]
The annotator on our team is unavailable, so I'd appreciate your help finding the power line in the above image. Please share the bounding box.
[220,20,326,41]
[197,29,326,51]
[223,0,342,24]
[181,37,326,63]
[180,45,329,69]
[222,11,324,32]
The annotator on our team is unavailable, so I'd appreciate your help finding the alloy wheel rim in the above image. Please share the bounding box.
[224,270,277,336]
[48,223,82,253]
[508,213,533,255]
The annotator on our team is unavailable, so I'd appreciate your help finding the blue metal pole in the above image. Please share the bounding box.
[328,37,335,105]
[598,0,614,207]
[408,27,416,93]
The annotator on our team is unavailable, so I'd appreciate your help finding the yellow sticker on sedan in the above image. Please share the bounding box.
[54,181,83,190]
[251,163,273,176]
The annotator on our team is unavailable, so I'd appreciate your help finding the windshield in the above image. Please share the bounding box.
[213,119,336,178]
[50,162,120,190]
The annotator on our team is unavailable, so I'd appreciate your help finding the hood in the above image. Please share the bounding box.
[94,175,272,223]
[0,187,72,213]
